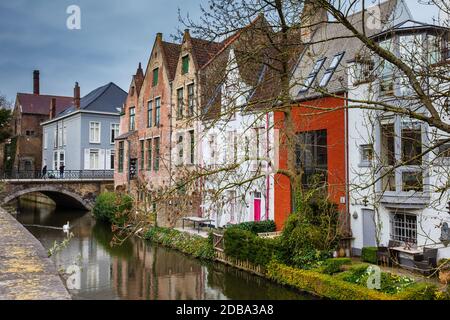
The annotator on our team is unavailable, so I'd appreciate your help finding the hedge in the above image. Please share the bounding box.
[93,192,133,225]
[267,262,442,300]
[361,247,378,264]
[224,227,279,266]
[229,220,276,234]
[267,261,393,300]
[320,258,352,275]
[144,227,215,260]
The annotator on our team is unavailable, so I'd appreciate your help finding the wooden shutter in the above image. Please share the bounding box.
[84,149,90,170]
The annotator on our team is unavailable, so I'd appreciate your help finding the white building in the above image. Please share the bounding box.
[348,16,450,259]
[200,42,276,227]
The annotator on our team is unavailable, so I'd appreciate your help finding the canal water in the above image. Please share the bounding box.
[14,199,313,300]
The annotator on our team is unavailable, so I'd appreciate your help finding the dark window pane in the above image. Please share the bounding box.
[381,123,395,166]
[402,171,423,192]
[402,122,422,165]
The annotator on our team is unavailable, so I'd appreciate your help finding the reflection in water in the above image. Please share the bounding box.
[15,199,312,300]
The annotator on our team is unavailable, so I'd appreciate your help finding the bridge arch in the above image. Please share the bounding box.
[3,186,93,211]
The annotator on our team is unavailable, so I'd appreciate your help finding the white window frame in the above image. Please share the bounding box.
[90,121,101,144]
[44,131,48,150]
[110,123,119,144]
[89,149,100,170]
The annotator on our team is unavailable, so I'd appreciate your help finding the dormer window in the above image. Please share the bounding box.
[299,58,326,94]
[319,52,345,88]
[182,55,189,74]
[130,86,135,96]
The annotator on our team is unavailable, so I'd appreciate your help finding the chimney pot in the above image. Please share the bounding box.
[33,70,40,95]
[74,82,81,110]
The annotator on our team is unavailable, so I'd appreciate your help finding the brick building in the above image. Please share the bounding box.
[4,70,72,172]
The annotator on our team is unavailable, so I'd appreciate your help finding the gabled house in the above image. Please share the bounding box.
[5,70,73,172]
[347,18,450,258]
[275,0,410,232]
[199,16,279,227]
[41,82,127,174]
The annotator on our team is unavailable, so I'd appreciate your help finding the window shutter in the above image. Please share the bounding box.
[99,149,106,170]
[106,149,111,170]
[84,149,90,170]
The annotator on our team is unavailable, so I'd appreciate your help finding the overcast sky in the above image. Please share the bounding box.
[0,0,442,101]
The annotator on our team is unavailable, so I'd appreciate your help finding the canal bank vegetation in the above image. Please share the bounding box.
[144,227,215,260]
[93,192,133,226]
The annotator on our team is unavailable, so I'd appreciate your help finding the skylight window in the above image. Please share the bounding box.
[319,52,345,88]
[299,58,326,94]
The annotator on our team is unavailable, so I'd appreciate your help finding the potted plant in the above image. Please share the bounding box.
[438,259,450,284]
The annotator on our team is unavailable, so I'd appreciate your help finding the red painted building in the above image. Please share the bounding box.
[274,96,348,230]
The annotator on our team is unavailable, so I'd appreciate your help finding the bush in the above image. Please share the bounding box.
[230,220,276,234]
[267,261,393,300]
[223,227,279,266]
[361,247,378,264]
[144,227,215,260]
[320,258,352,275]
[277,213,331,269]
[93,192,133,225]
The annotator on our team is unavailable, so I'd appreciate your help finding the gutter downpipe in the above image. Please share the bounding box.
[344,93,350,236]
[266,112,270,221]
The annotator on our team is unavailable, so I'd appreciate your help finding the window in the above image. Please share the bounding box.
[58,123,63,147]
[118,141,124,173]
[129,107,135,131]
[110,123,119,144]
[381,123,395,166]
[391,213,417,244]
[402,171,423,192]
[299,58,326,94]
[209,134,217,165]
[177,88,184,119]
[401,121,422,165]
[89,122,101,143]
[189,130,195,165]
[63,125,67,146]
[44,131,48,149]
[147,101,153,128]
[53,151,58,170]
[379,118,424,193]
[147,139,152,170]
[379,40,395,95]
[437,139,450,158]
[296,129,328,188]
[187,84,195,116]
[140,140,145,170]
[154,138,160,171]
[155,98,161,127]
[182,55,189,74]
[177,134,184,165]
[90,149,100,169]
[360,144,374,166]
[53,128,57,148]
[319,52,345,87]
[152,68,159,86]
[110,150,115,170]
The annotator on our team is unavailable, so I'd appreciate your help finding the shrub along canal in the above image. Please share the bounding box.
[13,199,314,300]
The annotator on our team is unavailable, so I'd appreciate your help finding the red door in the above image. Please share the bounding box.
[254,198,261,222]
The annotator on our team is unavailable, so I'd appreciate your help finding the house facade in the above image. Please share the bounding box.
[348,19,450,259]
[5,70,72,173]
[42,82,126,175]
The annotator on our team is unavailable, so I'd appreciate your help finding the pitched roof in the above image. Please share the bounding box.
[190,37,223,69]
[57,82,127,117]
[16,93,73,116]
[291,0,409,101]
[161,41,182,81]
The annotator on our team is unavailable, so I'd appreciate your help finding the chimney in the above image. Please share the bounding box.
[49,98,56,120]
[33,70,40,95]
[156,32,163,42]
[74,82,80,109]
[300,0,328,42]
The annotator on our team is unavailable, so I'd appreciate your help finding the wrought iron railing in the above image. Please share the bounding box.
[1,170,114,180]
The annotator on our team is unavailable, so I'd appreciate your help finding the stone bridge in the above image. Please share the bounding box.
[1,174,114,210]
